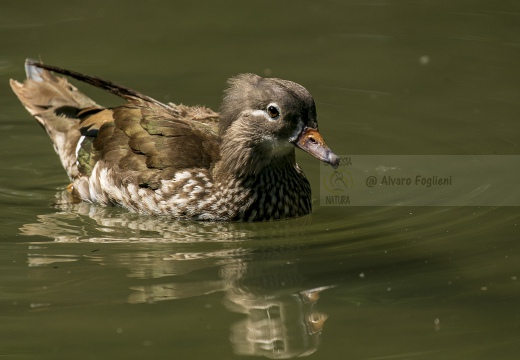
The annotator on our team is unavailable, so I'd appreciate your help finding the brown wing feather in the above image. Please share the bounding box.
[24,60,171,111]
[78,108,114,135]
[10,63,102,178]
[77,101,221,190]
[13,60,222,191]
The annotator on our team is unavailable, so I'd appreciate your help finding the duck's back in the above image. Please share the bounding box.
[77,100,220,184]
[10,61,222,215]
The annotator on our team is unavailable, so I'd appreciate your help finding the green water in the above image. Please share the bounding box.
[1,1,520,359]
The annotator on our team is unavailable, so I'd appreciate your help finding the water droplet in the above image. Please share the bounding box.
[434,318,441,331]
[419,55,430,65]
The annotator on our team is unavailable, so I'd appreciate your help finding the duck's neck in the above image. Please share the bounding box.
[212,147,312,221]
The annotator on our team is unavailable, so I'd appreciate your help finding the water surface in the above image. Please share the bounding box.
[1,1,520,359]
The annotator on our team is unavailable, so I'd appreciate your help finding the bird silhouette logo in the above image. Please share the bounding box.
[323,169,352,193]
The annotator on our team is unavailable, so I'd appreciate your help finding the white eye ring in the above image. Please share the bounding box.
[266,103,281,120]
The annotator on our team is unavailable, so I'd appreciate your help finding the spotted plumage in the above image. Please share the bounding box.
[10,60,339,221]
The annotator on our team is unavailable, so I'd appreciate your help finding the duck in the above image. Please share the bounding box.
[10,59,339,221]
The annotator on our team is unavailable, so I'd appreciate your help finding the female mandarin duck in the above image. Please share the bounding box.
[10,60,339,221]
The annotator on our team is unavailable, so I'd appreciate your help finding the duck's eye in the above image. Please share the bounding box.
[266,104,281,119]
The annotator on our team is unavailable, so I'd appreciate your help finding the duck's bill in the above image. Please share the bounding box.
[294,127,340,169]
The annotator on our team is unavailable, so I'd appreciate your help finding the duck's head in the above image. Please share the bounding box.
[219,74,339,173]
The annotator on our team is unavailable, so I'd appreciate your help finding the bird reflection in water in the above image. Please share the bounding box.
[225,283,330,358]
[21,190,332,359]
